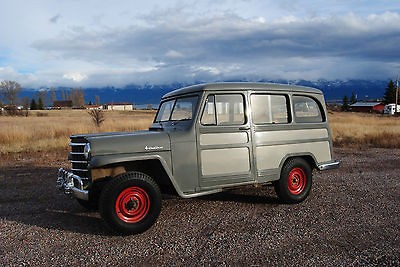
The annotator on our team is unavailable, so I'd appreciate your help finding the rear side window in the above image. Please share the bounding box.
[201,94,245,125]
[251,94,289,124]
[292,95,324,123]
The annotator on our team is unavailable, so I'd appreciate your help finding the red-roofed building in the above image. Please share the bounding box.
[350,102,385,113]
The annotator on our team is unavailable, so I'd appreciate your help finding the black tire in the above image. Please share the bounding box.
[99,171,161,235]
[76,198,98,211]
[274,158,312,204]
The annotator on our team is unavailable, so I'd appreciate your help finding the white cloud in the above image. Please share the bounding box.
[194,66,222,75]
[63,72,88,82]
[0,0,400,87]
[165,50,184,58]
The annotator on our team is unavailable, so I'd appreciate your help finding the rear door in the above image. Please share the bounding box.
[197,92,254,188]
[250,93,331,182]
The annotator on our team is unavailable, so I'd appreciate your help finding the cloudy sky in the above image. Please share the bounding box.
[0,0,399,88]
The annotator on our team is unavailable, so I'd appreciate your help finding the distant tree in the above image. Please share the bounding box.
[37,97,44,110]
[50,88,57,103]
[95,95,100,105]
[61,90,67,100]
[37,90,48,107]
[70,88,85,107]
[88,109,105,127]
[21,97,30,109]
[0,80,21,105]
[88,101,93,105]
[30,99,37,110]
[21,97,30,116]
[350,91,357,104]
[383,80,398,104]
[342,95,349,111]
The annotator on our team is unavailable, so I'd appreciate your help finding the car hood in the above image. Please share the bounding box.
[79,131,171,156]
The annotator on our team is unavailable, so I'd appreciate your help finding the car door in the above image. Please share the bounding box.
[197,92,254,189]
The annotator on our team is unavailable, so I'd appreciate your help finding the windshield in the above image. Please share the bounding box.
[155,96,199,122]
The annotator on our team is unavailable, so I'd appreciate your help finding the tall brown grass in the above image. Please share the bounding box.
[1,110,399,154]
[329,112,400,148]
[0,110,155,153]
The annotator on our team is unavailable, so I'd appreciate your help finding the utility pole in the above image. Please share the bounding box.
[396,76,399,116]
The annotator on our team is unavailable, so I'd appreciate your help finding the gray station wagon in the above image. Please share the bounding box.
[57,82,339,234]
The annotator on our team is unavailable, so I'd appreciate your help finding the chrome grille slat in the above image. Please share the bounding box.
[72,168,89,172]
[69,138,89,179]
[70,142,87,146]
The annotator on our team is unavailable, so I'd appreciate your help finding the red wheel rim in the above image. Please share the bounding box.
[287,167,306,195]
[115,187,150,223]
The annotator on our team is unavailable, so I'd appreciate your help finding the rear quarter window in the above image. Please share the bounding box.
[292,95,324,123]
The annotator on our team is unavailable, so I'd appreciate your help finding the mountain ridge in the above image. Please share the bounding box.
[19,79,391,105]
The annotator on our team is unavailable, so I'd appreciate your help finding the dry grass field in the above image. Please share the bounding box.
[0,110,155,154]
[329,112,400,148]
[1,110,399,154]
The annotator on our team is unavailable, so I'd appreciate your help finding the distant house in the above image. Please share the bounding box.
[84,104,103,110]
[103,102,133,111]
[350,102,385,113]
[53,100,73,109]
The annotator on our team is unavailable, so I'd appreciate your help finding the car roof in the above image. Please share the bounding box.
[162,82,323,99]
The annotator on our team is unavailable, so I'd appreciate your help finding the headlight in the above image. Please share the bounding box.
[84,143,91,160]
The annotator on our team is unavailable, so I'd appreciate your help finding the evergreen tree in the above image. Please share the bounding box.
[37,97,44,110]
[30,99,37,110]
[383,80,398,104]
[342,95,349,111]
[350,91,357,104]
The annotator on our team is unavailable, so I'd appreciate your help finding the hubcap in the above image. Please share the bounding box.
[115,187,150,223]
[287,167,306,195]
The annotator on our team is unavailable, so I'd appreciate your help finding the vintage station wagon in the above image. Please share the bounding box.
[57,82,339,234]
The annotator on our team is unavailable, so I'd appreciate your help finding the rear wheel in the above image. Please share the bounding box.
[274,158,312,203]
[99,171,161,235]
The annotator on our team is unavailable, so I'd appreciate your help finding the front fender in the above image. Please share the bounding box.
[89,152,188,198]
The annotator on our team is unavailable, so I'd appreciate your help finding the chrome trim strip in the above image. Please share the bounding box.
[71,160,88,163]
[70,152,85,155]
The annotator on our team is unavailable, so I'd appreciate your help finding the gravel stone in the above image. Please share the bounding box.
[0,148,399,266]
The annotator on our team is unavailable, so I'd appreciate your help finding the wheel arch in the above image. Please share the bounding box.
[278,153,318,173]
[123,159,178,196]
[90,155,182,197]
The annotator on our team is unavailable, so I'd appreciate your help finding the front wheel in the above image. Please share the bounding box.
[99,171,161,235]
[274,158,312,203]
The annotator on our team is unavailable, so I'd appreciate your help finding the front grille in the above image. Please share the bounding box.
[69,137,89,179]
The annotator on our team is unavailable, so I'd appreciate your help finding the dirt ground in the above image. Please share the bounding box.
[0,148,399,266]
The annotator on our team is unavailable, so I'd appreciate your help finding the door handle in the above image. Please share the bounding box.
[239,126,250,131]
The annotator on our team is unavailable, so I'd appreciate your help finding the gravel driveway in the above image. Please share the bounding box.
[0,148,399,266]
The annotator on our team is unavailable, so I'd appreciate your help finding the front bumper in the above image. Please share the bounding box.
[56,168,89,200]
